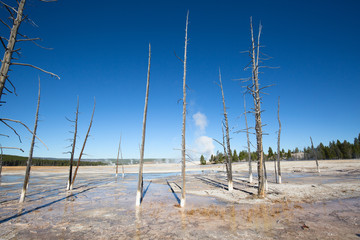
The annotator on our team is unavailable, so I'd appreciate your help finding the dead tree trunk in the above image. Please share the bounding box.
[249,18,265,198]
[116,135,121,177]
[0,0,26,100]
[243,96,253,183]
[0,0,59,102]
[274,154,278,183]
[218,69,233,191]
[19,79,40,203]
[180,12,189,208]
[120,138,124,178]
[67,97,79,190]
[221,125,229,174]
[263,158,268,191]
[310,136,320,173]
[70,98,96,190]
[277,97,282,183]
[135,44,151,206]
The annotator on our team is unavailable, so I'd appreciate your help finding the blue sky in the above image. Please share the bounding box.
[1,0,360,160]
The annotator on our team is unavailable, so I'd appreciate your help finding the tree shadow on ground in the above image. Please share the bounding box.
[140,180,152,203]
[166,179,180,204]
[195,176,254,196]
[0,186,96,224]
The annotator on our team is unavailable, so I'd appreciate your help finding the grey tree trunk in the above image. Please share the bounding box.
[180,12,189,208]
[218,69,233,191]
[19,80,40,203]
[277,96,282,183]
[67,97,79,190]
[120,138,124,178]
[135,44,151,206]
[250,18,265,198]
[221,126,230,174]
[120,141,125,179]
[70,98,96,190]
[263,158,268,191]
[274,154,278,183]
[116,136,121,177]
[0,0,59,101]
[180,11,189,207]
[310,136,320,173]
[0,0,25,101]
[243,96,253,183]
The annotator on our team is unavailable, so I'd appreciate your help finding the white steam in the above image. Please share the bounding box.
[193,112,207,132]
[195,136,215,159]
[192,112,214,160]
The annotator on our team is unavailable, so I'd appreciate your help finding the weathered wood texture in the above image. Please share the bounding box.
[136,44,151,206]
[218,69,233,191]
[19,80,40,203]
[0,0,26,100]
[180,12,189,208]
[67,97,79,190]
[277,96,282,183]
[70,98,96,190]
[250,18,265,197]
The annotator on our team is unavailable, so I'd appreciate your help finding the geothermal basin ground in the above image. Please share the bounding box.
[0,159,360,239]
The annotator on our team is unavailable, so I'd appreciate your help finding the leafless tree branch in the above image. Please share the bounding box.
[0,18,11,30]
[11,62,60,79]
[0,1,18,13]
[16,37,40,42]
[0,118,48,149]
[0,146,24,152]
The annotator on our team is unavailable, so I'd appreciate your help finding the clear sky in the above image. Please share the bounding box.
[1,0,360,160]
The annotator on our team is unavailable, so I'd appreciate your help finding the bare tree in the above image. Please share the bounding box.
[69,98,96,190]
[180,11,189,208]
[218,68,233,191]
[277,96,282,183]
[310,136,320,173]
[274,150,278,183]
[120,137,124,178]
[66,97,79,190]
[243,96,253,183]
[116,135,121,177]
[19,79,40,203]
[263,157,268,191]
[135,44,151,206]
[0,0,59,102]
[246,17,265,198]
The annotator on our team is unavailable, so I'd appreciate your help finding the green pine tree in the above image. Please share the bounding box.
[200,155,206,165]
[232,149,239,162]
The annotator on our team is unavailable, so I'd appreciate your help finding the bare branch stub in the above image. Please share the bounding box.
[174,51,184,63]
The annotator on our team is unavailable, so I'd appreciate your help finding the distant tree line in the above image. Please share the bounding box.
[200,133,360,164]
[204,148,292,165]
[2,155,106,166]
[303,134,360,160]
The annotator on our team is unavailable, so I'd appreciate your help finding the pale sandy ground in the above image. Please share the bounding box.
[0,159,359,239]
